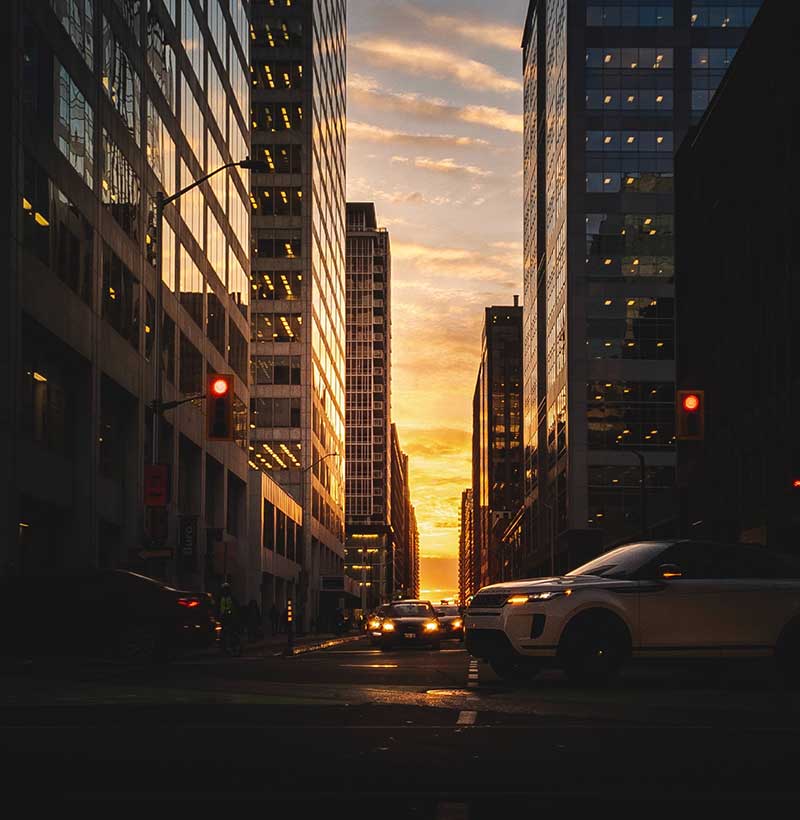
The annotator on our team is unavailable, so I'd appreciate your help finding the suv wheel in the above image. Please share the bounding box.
[489,657,540,682]
[560,614,629,686]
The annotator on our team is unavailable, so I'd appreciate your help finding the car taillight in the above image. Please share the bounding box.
[177,598,200,608]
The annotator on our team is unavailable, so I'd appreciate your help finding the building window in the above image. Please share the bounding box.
[51,0,94,67]
[587,381,675,449]
[102,245,140,349]
[251,271,303,301]
[251,187,304,217]
[147,9,176,110]
[250,102,304,132]
[228,320,248,383]
[252,312,303,342]
[250,18,303,49]
[180,245,205,328]
[587,297,675,360]
[101,130,140,240]
[55,62,94,189]
[251,441,302,472]
[251,355,302,385]
[179,333,203,395]
[206,291,226,356]
[251,398,301,429]
[20,343,71,457]
[22,155,93,305]
[252,230,301,259]
[690,3,761,28]
[102,16,141,144]
[233,394,248,450]
[586,4,673,27]
[691,48,738,113]
[251,61,304,90]
[586,213,673,279]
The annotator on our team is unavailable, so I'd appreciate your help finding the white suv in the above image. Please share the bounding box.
[465,540,800,684]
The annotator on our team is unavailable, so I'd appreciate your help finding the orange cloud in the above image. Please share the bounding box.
[349,75,523,134]
[348,120,489,148]
[402,2,521,52]
[351,39,522,93]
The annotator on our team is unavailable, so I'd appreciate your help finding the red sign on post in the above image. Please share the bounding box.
[144,464,170,506]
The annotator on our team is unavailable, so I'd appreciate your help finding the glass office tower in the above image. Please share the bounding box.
[472,303,523,589]
[249,0,347,628]
[3,0,252,587]
[521,0,761,574]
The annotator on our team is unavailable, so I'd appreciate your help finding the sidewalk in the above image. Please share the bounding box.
[187,630,365,659]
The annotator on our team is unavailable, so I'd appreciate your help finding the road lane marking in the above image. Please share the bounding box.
[339,664,399,669]
[467,659,479,688]
[456,710,477,726]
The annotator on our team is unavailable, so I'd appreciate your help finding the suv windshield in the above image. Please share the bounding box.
[391,604,433,617]
[566,542,671,579]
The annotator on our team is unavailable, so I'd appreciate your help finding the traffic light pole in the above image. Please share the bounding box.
[617,444,647,538]
[152,191,165,468]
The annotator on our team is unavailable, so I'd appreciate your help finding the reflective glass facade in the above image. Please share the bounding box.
[249,0,347,618]
[472,306,523,589]
[6,0,252,582]
[521,0,760,575]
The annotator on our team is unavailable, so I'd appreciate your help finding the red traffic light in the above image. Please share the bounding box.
[793,479,800,489]
[207,374,234,441]
[211,378,229,397]
[682,393,700,412]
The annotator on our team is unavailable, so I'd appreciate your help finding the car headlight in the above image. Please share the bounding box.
[382,621,395,632]
[451,618,463,629]
[506,590,572,605]
[368,619,381,630]
[424,621,439,632]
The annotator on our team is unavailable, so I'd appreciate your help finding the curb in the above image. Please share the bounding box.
[283,634,364,657]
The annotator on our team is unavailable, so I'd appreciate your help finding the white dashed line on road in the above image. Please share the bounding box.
[456,710,477,726]
[467,659,479,688]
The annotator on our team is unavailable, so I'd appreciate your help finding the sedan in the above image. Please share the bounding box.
[2,569,218,662]
[435,605,464,641]
[371,600,442,650]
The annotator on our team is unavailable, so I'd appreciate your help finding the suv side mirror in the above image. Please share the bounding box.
[659,563,683,579]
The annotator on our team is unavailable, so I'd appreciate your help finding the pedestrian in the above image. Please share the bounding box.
[269,603,279,636]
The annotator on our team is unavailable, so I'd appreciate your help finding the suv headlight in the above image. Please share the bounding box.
[382,621,396,631]
[424,621,439,632]
[506,590,572,605]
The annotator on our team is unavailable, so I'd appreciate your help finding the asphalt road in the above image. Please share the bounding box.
[2,636,800,812]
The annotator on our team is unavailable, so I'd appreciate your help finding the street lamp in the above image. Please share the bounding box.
[151,157,270,467]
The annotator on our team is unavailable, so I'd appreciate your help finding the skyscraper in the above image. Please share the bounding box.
[458,489,475,604]
[3,0,253,584]
[472,302,523,589]
[521,0,761,574]
[249,0,347,629]
[344,202,393,609]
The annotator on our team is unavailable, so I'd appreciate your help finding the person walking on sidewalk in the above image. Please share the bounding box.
[269,603,279,636]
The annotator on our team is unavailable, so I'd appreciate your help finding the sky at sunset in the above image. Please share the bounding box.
[346,1,528,600]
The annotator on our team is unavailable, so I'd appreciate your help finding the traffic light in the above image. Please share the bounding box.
[207,373,234,441]
[676,389,705,440]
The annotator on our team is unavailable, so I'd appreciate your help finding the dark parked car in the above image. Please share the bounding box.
[1,569,218,662]
[435,605,464,641]
[370,600,442,650]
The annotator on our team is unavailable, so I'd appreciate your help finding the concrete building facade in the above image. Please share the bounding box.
[344,202,393,611]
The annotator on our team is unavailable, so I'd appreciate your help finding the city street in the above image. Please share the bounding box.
[2,636,800,811]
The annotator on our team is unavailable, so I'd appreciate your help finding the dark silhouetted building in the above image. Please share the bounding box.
[458,488,475,603]
[345,203,393,609]
[248,0,347,630]
[472,301,523,589]
[676,0,797,549]
[3,0,255,589]
[521,0,762,575]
